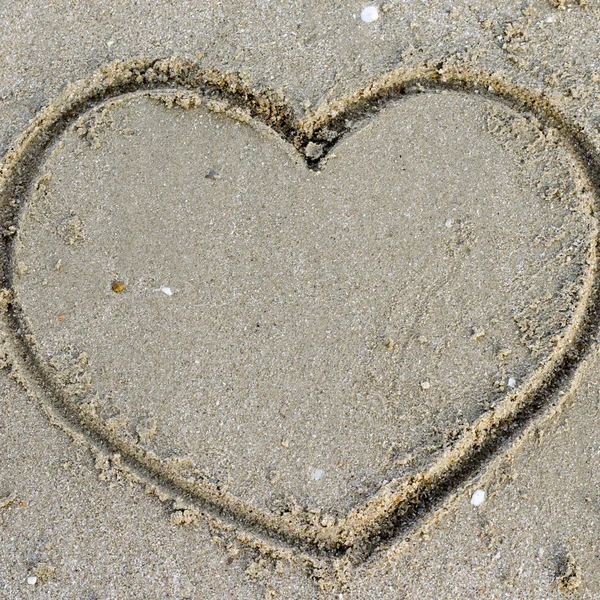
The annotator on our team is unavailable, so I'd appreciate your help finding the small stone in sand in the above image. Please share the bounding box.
[27,576,37,586]
[361,6,379,23]
[111,280,126,293]
[471,489,486,507]
[161,286,173,296]
[305,142,324,160]
[310,468,324,481]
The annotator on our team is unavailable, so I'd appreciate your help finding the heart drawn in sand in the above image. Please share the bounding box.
[1,59,599,560]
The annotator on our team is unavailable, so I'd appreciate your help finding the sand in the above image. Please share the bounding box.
[2,1,600,598]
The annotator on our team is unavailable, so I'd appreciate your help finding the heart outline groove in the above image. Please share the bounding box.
[1,57,599,562]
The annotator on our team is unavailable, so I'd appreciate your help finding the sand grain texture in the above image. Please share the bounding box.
[1,1,600,598]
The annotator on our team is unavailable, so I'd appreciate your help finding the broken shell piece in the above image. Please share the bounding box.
[361,5,379,23]
[471,489,486,507]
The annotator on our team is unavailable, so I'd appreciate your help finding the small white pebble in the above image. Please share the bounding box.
[507,377,517,388]
[445,218,453,228]
[471,489,486,507]
[27,576,37,586]
[161,286,173,296]
[310,468,324,481]
[420,381,431,390]
[360,5,379,23]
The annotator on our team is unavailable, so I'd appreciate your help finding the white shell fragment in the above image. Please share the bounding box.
[27,576,38,585]
[160,286,173,296]
[360,6,379,23]
[507,377,517,388]
[471,489,486,507]
[310,468,324,481]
